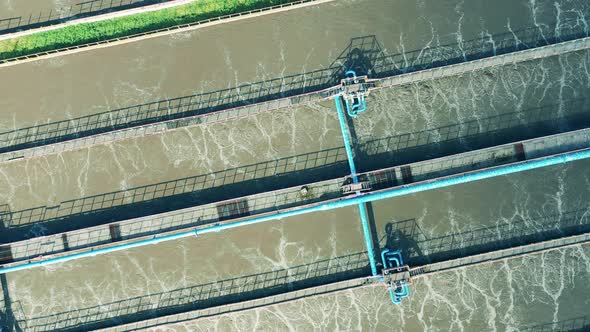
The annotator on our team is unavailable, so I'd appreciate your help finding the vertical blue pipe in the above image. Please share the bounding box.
[334,96,378,276]
[357,202,377,275]
[334,96,358,179]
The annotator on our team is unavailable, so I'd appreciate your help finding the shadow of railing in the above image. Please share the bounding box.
[0,36,371,154]
[520,315,590,332]
[0,274,24,332]
[371,18,590,79]
[2,15,589,155]
[2,97,589,243]
[356,98,590,172]
[0,147,351,241]
[13,208,590,331]
[14,251,370,331]
[380,208,590,267]
[0,0,168,34]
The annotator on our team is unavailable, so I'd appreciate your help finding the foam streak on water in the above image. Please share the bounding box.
[0,0,589,330]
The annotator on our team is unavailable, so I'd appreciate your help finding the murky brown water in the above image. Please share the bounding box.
[0,0,589,330]
[0,0,159,29]
[4,0,588,130]
[2,159,589,330]
[4,206,365,328]
[0,0,78,20]
[0,105,342,215]
[160,245,590,331]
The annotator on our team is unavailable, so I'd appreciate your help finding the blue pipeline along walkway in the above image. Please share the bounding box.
[1,117,590,275]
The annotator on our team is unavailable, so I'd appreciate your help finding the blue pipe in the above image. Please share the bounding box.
[396,285,410,297]
[345,70,357,80]
[344,70,360,118]
[389,290,401,304]
[334,96,358,179]
[389,284,410,302]
[381,249,401,267]
[0,231,195,275]
[333,95,379,276]
[344,97,366,118]
[344,98,357,118]
[381,249,390,267]
[357,202,378,275]
[2,149,589,275]
[391,284,410,299]
[381,248,410,303]
[194,148,590,244]
[387,257,401,266]
[342,69,367,117]
[355,98,367,114]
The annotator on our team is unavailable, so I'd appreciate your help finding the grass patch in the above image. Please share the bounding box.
[0,0,298,60]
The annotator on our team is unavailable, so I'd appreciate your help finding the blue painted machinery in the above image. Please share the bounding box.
[381,249,411,304]
[333,69,378,276]
[340,70,368,118]
[335,70,411,304]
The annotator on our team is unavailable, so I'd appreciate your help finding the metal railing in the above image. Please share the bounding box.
[410,232,590,278]
[0,84,338,164]
[1,127,588,268]
[99,232,590,331]
[373,36,590,91]
[0,0,166,33]
[15,252,370,331]
[2,35,589,165]
[0,0,325,65]
[0,67,338,155]
[1,175,344,264]
[3,28,590,164]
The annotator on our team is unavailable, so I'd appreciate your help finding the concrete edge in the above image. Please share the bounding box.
[0,0,195,42]
[2,128,589,270]
[0,0,336,69]
[98,236,590,331]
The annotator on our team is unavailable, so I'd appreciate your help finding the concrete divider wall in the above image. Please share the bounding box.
[0,85,338,165]
[101,233,590,331]
[2,128,589,268]
[0,0,194,41]
[375,37,590,91]
[0,0,336,67]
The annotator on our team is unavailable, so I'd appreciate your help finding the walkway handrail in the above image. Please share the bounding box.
[99,230,590,331]
[1,146,589,275]
[0,0,333,66]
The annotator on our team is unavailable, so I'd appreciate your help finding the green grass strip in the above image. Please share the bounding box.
[0,0,298,60]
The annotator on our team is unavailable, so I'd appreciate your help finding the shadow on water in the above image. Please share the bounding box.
[378,208,590,266]
[0,148,352,242]
[10,208,590,331]
[0,0,168,34]
[1,97,589,243]
[2,21,590,243]
[0,13,587,332]
[328,95,590,266]
[0,35,380,154]
[520,315,590,332]
[2,15,589,154]
[356,98,590,172]
[0,275,24,332]
[13,252,370,331]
